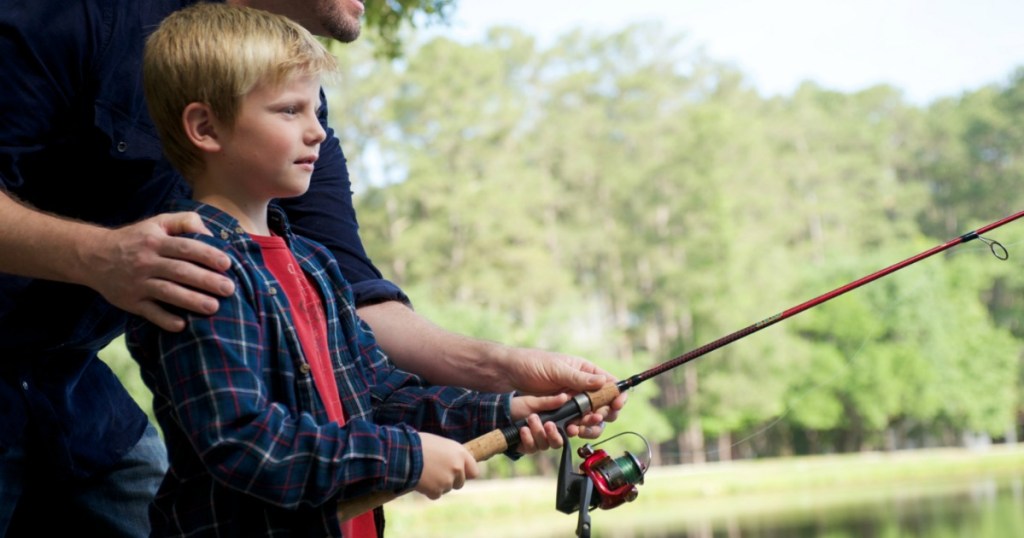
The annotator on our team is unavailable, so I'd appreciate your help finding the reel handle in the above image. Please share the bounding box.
[335,382,622,521]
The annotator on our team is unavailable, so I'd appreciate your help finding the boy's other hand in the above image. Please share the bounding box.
[511,393,569,454]
[496,348,627,440]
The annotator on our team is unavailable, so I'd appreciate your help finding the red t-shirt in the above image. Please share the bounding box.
[257,235,377,538]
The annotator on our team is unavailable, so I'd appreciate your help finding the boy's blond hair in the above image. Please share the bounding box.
[144,2,338,179]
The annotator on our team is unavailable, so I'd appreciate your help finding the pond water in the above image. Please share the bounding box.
[620,476,1024,538]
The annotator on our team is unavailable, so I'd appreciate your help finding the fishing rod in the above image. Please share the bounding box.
[337,208,1024,524]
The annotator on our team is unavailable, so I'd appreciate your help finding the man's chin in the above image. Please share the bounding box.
[322,17,361,43]
[335,29,361,43]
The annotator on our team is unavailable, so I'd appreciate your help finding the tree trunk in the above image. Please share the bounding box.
[717,432,733,462]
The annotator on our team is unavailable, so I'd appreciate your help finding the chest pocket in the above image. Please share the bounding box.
[90,1,165,164]
[93,97,163,162]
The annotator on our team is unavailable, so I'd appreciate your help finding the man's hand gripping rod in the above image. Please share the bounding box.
[336,383,624,521]
[337,208,1024,521]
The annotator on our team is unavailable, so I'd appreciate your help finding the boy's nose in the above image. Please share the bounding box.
[307,119,326,145]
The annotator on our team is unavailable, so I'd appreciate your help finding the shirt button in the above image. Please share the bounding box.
[299,363,311,374]
[21,381,29,390]
[220,230,230,240]
[116,141,128,152]
[268,287,277,295]
[235,227,245,234]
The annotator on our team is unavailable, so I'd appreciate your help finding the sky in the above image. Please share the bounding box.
[438,0,1024,105]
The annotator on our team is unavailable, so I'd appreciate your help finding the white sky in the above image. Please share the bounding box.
[440,0,1024,105]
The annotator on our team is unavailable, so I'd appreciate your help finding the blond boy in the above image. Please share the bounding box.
[127,4,564,536]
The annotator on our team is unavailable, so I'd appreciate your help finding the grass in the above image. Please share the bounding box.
[382,444,1024,538]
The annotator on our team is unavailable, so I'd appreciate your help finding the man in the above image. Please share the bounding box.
[0,0,623,536]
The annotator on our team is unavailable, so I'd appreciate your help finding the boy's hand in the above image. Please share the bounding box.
[415,433,479,500]
[511,394,571,454]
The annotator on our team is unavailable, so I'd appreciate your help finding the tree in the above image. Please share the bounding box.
[362,0,455,57]
[328,21,1024,464]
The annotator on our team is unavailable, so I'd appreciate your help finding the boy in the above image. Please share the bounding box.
[126,4,565,536]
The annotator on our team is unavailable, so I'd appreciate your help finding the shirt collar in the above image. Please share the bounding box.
[165,199,293,240]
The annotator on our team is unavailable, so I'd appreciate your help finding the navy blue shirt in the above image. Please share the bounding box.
[0,0,407,479]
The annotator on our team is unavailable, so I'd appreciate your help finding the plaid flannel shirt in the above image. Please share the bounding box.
[126,201,512,537]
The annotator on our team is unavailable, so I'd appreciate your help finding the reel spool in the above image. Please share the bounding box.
[555,431,652,537]
[577,441,646,509]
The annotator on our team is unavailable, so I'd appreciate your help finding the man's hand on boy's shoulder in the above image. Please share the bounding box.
[86,211,236,331]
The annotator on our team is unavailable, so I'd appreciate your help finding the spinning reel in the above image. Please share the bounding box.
[555,431,651,537]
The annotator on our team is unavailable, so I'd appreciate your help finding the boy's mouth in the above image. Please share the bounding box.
[295,155,318,171]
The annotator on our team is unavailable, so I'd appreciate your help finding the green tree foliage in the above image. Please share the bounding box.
[362,0,455,57]
[330,22,1024,466]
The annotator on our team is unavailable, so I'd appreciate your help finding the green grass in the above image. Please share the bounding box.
[382,444,1024,538]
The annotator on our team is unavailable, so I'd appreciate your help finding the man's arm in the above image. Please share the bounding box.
[0,191,234,331]
[357,300,626,436]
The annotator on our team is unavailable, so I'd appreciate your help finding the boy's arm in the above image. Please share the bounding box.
[337,310,512,443]
[370,371,513,444]
[371,381,571,457]
[126,248,424,509]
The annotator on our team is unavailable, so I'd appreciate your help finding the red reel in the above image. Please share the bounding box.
[577,444,645,510]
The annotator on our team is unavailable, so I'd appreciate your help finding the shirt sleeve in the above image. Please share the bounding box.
[275,94,411,308]
[370,369,514,444]
[126,239,423,510]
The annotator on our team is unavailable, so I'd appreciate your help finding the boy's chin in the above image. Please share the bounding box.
[279,181,312,200]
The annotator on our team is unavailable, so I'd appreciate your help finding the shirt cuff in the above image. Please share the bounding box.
[350,279,412,309]
[379,423,424,493]
[474,392,514,437]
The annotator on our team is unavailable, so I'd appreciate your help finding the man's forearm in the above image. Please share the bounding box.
[0,190,234,331]
[357,300,623,440]
[0,190,102,284]
[356,300,510,391]
[357,299,618,415]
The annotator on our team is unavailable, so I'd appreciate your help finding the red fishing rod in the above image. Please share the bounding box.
[338,208,1024,523]
[623,209,1019,388]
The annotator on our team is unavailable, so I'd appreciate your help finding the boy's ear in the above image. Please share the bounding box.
[182,102,223,153]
